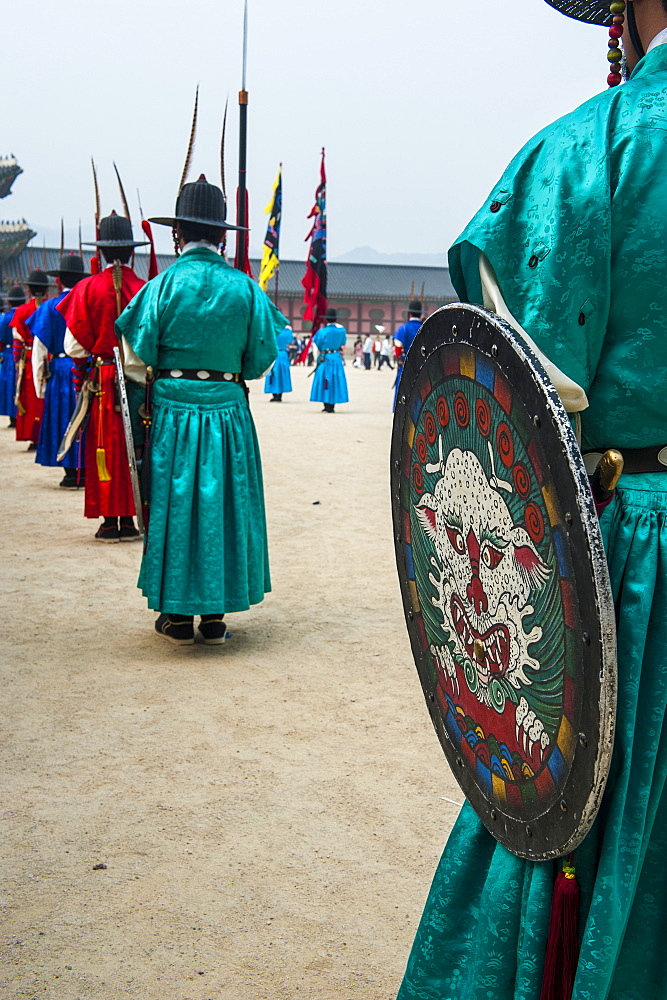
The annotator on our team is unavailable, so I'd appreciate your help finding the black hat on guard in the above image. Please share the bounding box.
[149,174,247,231]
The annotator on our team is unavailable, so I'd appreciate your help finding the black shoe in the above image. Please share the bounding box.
[94,522,120,543]
[59,474,80,490]
[198,615,227,645]
[155,613,195,646]
[322,403,335,413]
[119,522,142,542]
[8,417,16,428]
[27,442,36,451]
[270,394,283,402]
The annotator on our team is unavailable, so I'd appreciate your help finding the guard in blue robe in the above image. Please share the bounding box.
[29,255,89,487]
[264,325,293,401]
[0,286,24,425]
[392,299,423,411]
[310,308,348,413]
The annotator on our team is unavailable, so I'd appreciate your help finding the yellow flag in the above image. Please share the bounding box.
[258,166,282,291]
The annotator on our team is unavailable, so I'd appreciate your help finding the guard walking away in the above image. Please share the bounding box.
[116,174,284,646]
[0,285,25,427]
[264,324,293,401]
[310,308,348,413]
[59,212,146,542]
[392,298,422,411]
[11,269,49,447]
[396,3,667,999]
[30,253,89,487]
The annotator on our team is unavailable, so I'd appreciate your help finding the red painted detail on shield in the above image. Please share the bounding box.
[442,351,460,377]
[535,764,557,800]
[496,422,515,467]
[506,781,523,810]
[527,439,544,484]
[419,375,432,402]
[560,579,577,629]
[524,502,545,544]
[465,529,488,615]
[416,614,428,651]
[564,674,577,722]
[514,542,544,577]
[402,508,411,546]
[420,506,437,536]
[494,372,513,415]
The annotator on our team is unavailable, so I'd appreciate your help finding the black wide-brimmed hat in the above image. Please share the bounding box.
[7,285,25,306]
[324,308,338,322]
[83,210,149,248]
[408,299,423,314]
[149,174,247,231]
[26,268,50,289]
[544,1,612,26]
[47,253,90,281]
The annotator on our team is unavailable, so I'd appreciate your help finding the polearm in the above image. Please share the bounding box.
[234,0,249,271]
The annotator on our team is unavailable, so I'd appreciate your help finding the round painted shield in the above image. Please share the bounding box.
[391,304,616,860]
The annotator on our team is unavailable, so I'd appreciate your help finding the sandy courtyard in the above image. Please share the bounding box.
[0,363,463,1000]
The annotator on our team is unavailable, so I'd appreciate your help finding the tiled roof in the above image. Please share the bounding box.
[3,246,456,301]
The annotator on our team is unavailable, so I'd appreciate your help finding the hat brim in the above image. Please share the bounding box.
[81,239,151,248]
[148,214,249,232]
[46,268,91,278]
[543,1,612,26]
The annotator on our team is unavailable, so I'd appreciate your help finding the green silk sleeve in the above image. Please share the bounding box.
[449,102,612,397]
[241,282,284,381]
[115,275,165,369]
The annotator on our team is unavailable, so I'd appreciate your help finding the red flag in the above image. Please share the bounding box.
[301,148,327,339]
[141,219,159,280]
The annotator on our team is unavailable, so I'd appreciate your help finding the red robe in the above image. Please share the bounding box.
[11,298,45,443]
[58,267,145,518]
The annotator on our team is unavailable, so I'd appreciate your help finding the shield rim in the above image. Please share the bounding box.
[391,303,616,860]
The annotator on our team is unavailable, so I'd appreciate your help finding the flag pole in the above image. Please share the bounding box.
[234,0,249,271]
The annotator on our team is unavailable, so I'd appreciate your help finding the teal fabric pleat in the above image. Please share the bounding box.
[139,379,271,615]
[397,476,667,1000]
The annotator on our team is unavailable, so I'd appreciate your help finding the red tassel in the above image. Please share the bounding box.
[539,855,581,1000]
[141,219,159,280]
[91,252,101,275]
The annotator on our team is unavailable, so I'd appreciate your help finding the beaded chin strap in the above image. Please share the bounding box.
[607,1,625,87]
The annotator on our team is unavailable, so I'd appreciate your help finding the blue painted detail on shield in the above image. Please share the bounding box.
[476,758,492,796]
[552,527,570,578]
[411,395,422,426]
[405,544,415,581]
[547,745,568,785]
[476,354,496,392]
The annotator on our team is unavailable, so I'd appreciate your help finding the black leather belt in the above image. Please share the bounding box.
[584,446,667,475]
[158,369,241,383]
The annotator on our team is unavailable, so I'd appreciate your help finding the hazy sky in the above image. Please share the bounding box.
[4,0,605,262]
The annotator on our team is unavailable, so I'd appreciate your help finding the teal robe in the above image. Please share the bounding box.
[398,47,667,1000]
[116,248,285,615]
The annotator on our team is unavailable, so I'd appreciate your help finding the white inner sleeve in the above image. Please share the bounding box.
[32,337,49,398]
[123,338,147,385]
[64,328,90,359]
[479,253,588,414]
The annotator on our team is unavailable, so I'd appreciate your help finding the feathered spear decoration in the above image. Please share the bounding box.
[91,157,101,274]
[180,85,199,193]
[220,96,229,200]
[60,218,65,255]
[113,162,132,225]
[137,188,158,280]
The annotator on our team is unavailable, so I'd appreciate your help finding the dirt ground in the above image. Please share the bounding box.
[0,363,463,1000]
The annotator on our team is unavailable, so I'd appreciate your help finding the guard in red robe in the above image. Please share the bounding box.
[59,212,147,542]
[11,269,49,446]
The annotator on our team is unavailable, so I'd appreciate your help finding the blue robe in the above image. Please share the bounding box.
[27,293,82,469]
[0,310,17,418]
[264,327,293,394]
[392,318,421,411]
[310,324,348,405]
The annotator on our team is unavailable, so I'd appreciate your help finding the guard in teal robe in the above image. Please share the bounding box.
[397,9,667,1000]
[115,175,285,645]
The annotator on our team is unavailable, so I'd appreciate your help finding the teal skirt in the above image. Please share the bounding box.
[139,379,271,615]
[397,474,667,1000]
